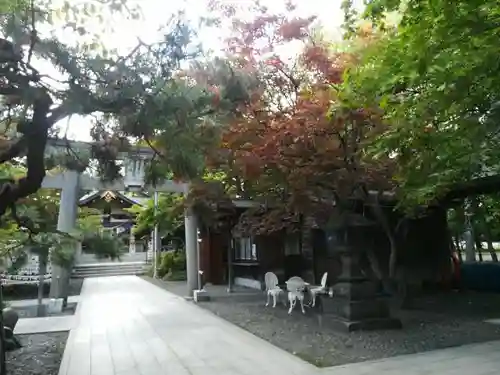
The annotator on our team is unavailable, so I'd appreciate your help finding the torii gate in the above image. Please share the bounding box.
[42,139,199,299]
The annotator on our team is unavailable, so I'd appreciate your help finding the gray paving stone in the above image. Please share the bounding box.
[159,361,191,375]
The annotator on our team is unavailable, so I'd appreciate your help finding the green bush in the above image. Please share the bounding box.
[163,269,187,281]
[157,250,186,279]
[82,233,125,260]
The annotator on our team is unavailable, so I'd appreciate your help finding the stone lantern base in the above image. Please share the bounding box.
[328,247,402,332]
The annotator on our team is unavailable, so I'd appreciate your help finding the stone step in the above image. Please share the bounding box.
[72,270,147,278]
[71,262,148,279]
[71,270,146,278]
[74,262,146,270]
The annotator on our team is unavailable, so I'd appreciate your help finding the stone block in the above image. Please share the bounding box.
[324,281,402,330]
[3,308,19,330]
[328,297,391,321]
[328,316,403,332]
[193,289,210,302]
[48,298,64,314]
[332,281,378,300]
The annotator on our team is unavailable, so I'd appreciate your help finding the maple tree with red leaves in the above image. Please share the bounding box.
[203,2,393,236]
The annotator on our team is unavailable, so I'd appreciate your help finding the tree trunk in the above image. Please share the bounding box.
[464,199,476,262]
[37,255,48,317]
[227,237,233,293]
[366,247,392,294]
[365,247,382,279]
[471,197,483,262]
[484,225,499,262]
[481,203,498,262]
[474,235,484,262]
[0,283,6,375]
[368,195,398,278]
[364,193,404,298]
[454,236,463,262]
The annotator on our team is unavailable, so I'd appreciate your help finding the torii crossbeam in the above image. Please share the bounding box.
[42,138,199,302]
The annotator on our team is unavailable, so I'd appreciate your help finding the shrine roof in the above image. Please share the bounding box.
[79,190,147,207]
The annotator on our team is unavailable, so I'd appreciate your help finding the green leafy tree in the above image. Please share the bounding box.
[0,0,235,369]
[0,179,121,316]
[127,193,183,239]
[0,0,25,13]
[344,0,500,211]
[0,0,246,228]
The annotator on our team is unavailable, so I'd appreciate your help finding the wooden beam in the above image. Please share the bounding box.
[46,138,155,159]
[42,173,188,194]
[442,174,500,203]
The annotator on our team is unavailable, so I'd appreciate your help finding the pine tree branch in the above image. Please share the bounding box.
[0,137,28,164]
[0,92,52,217]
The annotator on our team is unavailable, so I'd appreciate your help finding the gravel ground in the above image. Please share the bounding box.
[6,332,68,375]
[143,277,500,367]
[1,279,80,374]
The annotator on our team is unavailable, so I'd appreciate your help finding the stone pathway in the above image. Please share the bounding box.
[58,276,315,375]
[58,276,500,375]
[320,340,500,375]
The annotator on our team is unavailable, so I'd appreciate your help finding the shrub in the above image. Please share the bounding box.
[162,270,187,281]
[157,250,186,279]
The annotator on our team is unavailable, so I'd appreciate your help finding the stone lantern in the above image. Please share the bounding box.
[325,212,402,332]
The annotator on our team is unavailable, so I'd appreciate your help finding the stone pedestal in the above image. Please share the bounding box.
[129,232,136,254]
[193,289,210,302]
[49,266,70,307]
[330,248,401,332]
[3,308,18,331]
[75,242,83,262]
[47,298,64,314]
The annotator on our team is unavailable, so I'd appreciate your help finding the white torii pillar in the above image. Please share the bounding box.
[184,206,199,295]
[50,170,80,302]
[123,159,200,296]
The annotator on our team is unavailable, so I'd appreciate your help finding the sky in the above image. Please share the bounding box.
[43,0,361,141]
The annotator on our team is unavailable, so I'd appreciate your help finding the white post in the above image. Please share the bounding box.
[50,170,79,303]
[75,241,83,262]
[464,199,476,262]
[129,232,136,254]
[185,207,199,295]
[197,229,202,289]
[153,191,159,278]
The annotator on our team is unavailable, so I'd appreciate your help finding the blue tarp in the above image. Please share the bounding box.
[460,262,500,292]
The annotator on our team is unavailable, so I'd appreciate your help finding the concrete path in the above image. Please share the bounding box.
[320,340,500,375]
[58,276,315,375]
[58,276,500,375]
